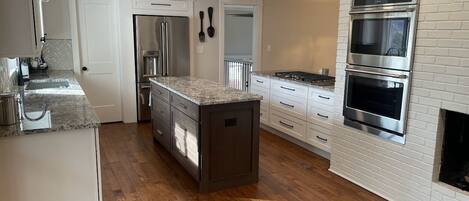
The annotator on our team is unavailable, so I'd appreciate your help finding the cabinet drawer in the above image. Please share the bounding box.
[171,93,199,121]
[270,109,306,141]
[133,0,189,11]
[306,122,331,152]
[251,75,270,89]
[171,108,200,181]
[271,94,307,119]
[151,83,170,103]
[260,107,269,125]
[152,115,171,150]
[250,86,270,104]
[152,96,170,123]
[308,107,334,124]
[271,80,308,99]
[309,89,335,107]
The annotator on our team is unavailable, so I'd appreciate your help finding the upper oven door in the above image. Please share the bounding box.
[348,6,417,71]
[344,65,411,135]
[352,0,417,9]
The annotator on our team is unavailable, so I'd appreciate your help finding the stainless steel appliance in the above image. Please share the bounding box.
[0,93,19,126]
[134,15,190,121]
[343,65,410,144]
[348,4,418,71]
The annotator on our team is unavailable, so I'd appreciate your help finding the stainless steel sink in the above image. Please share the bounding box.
[26,80,70,90]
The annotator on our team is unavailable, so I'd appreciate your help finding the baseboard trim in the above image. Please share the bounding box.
[260,124,330,160]
[328,168,391,201]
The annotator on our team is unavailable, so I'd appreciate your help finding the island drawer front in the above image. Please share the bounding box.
[270,94,307,120]
[152,115,171,151]
[251,75,270,89]
[171,108,200,181]
[171,93,199,121]
[152,97,170,123]
[270,109,306,141]
[151,83,170,103]
[271,80,308,99]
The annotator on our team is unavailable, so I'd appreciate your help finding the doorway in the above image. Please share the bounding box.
[221,3,261,91]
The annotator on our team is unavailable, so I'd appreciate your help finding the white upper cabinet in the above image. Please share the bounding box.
[133,0,190,12]
[0,0,44,58]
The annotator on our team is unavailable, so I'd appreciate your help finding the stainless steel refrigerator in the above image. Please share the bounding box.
[134,15,190,121]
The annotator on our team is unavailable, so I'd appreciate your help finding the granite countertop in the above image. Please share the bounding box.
[0,71,100,138]
[251,71,336,92]
[150,77,262,105]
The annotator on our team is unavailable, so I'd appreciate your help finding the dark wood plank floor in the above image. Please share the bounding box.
[99,123,384,201]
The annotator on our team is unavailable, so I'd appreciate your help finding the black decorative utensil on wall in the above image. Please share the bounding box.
[199,11,206,42]
[207,7,215,38]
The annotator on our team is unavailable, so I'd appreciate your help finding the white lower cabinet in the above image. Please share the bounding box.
[306,120,332,152]
[270,109,307,141]
[260,104,270,125]
[249,74,336,154]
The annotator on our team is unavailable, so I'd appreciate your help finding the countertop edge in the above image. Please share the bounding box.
[150,78,262,106]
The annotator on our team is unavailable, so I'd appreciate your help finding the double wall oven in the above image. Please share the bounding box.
[344,0,418,144]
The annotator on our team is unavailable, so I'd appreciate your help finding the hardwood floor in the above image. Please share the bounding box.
[99,123,384,201]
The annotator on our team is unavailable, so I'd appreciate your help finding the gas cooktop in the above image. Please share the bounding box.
[273,71,335,86]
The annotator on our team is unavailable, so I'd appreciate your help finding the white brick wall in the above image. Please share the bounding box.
[330,0,469,200]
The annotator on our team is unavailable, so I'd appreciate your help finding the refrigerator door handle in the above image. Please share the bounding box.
[165,21,170,76]
[160,21,166,76]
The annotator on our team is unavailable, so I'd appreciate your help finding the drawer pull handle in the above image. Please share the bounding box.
[318,95,330,100]
[280,101,294,108]
[156,129,163,135]
[151,3,172,6]
[280,86,296,91]
[179,103,187,109]
[279,121,294,129]
[316,136,328,142]
[256,80,264,83]
[317,113,329,119]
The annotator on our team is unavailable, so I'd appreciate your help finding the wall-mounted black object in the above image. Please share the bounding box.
[207,7,215,38]
[199,11,206,42]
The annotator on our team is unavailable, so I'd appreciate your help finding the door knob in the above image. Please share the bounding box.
[82,66,88,71]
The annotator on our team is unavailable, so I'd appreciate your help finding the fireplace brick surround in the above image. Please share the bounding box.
[329,0,469,201]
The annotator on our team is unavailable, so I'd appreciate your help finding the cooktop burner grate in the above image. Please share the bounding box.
[273,71,335,85]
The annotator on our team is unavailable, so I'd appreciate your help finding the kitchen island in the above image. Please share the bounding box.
[150,77,262,192]
[0,71,101,201]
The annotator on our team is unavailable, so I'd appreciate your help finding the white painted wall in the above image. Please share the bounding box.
[261,0,339,76]
[42,0,71,39]
[224,13,253,57]
[329,0,469,201]
[193,0,221,82]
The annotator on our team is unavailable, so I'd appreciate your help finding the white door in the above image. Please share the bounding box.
[77,0,122,123]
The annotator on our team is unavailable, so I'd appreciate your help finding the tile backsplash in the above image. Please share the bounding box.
[42,39,74,70]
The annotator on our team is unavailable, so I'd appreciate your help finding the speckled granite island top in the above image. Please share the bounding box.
[0,71,100,138]
[150,77,262,105]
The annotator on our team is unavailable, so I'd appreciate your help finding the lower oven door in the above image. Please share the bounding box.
[344,65,410,137]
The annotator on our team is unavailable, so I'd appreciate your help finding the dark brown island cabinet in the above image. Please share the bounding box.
[150,77,262,192]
